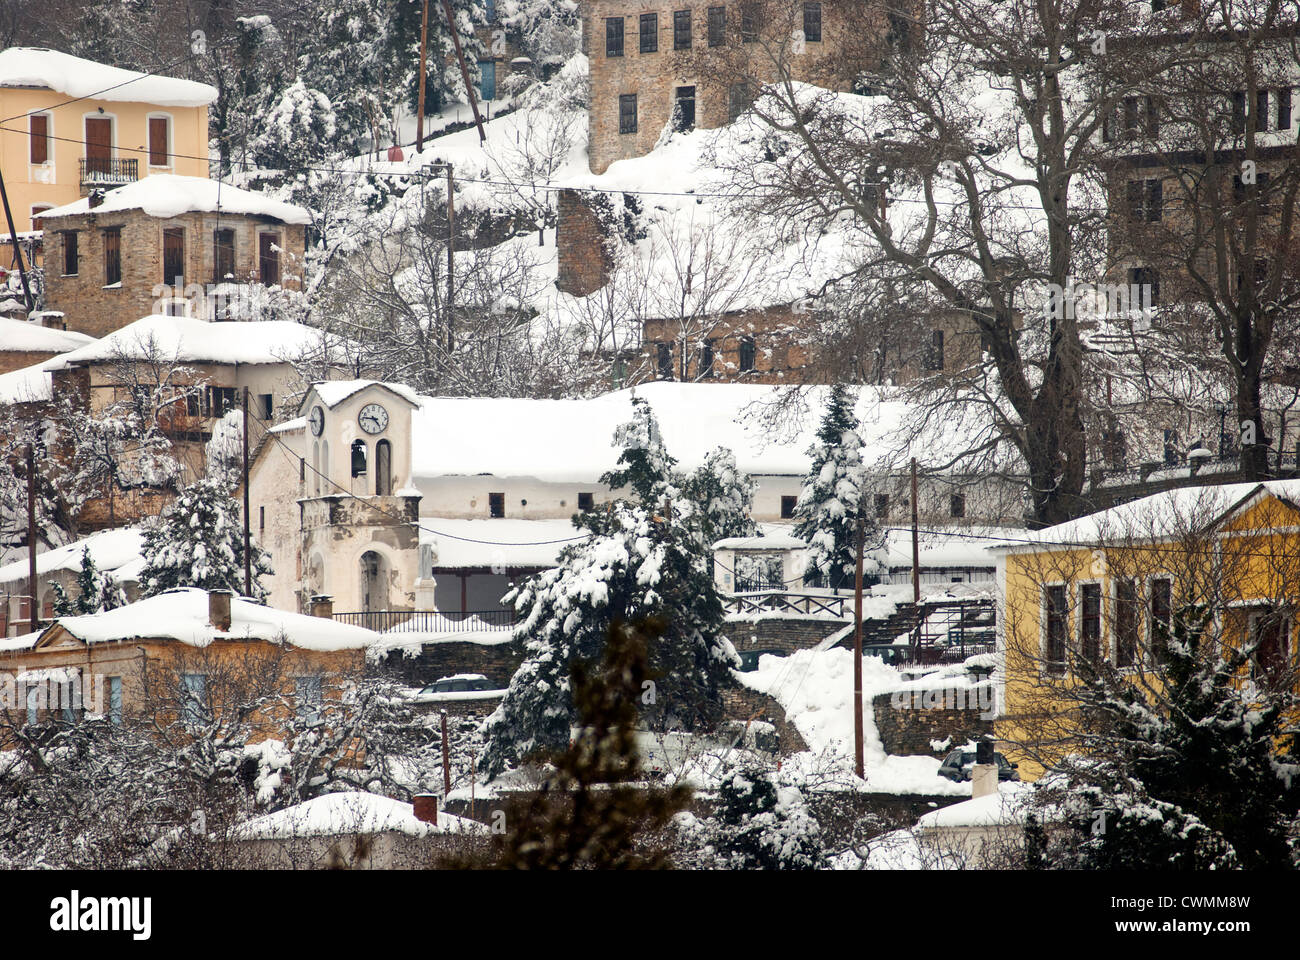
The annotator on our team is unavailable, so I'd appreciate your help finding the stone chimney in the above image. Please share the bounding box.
[971,737,998,799]
[309,594,334,619]
[555,189,611,297]
[208,589,233,632]
[412,793,439,825]
[87,188,105,209]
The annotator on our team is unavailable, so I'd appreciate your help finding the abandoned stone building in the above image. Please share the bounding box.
[38,175,309,339]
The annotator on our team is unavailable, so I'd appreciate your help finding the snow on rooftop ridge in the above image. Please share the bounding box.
[40,175,308,224]
[44,315,337,369]
[309,379,421,410]
[0,317,95,353]
[916,782,1035,829]
[231,791,485,840]
[0,48,217,106]
[0,360,53,404]
[0,526,144,586]
[52,587,378,650]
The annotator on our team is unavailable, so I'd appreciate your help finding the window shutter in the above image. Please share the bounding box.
[149,117,169,165]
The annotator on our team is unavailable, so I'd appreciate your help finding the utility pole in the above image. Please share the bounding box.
[911,456,921,660]
[0,166,35,311]
[242,387,252,597]
[853,510,865,780]
[26,444,38,632]
[416,0,430,151]
[446,164,455,353]
[439,0,487,141]
[441,710,452,798]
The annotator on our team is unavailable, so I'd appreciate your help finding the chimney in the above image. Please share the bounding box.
[309,594,334,619]
[87,189,105,209]
[972,737,998,799]
[208,589,233,632]
[412,793,439,825]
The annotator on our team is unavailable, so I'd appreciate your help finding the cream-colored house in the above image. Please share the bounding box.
[0,47,215,234]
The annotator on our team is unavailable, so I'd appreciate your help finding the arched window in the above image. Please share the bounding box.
[320,440,330,488]
[375,439,392,495]
[312,442,321,495]
[351,439,368,477]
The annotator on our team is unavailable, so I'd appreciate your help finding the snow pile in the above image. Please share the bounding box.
[0,360,53,404]
[53,587,378,650]
[0,48,217,106]
[739,647,970,795]
[40,175,309,224]
[916,782,1034,830]
[231,791,486,839]
[0,317,94,354]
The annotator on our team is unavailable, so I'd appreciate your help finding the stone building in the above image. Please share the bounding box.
[38,175,309,339]
[582,0,919,174]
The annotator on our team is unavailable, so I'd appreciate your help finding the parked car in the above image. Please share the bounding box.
[735,649,785,672]
[937,748,1020,782]
[862,643,911,666]
[414,674,500,696]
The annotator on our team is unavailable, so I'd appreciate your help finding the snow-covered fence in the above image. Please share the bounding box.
[334,609,515,634]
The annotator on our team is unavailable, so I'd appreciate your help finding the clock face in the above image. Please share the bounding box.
[358,402,389,435]
[308,405,324,437]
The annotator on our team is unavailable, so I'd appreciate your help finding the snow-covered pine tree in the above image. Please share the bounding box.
[251,80,338,180]
[704,761,823,869]
[685,445,757,546]
[792,384,884,590]
[600,395,681,508]
[1035,602,1300,869]
[50,547,127,617]
[138,476,272,601]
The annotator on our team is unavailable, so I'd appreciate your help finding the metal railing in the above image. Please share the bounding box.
[332,609,515,634]
[907,599,997,664]
[80,157,138,187]
[722,591,852,619]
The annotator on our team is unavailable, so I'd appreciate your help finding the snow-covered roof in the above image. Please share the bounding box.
[40,175,309,224]
[419,518,583,570]
[0,317,94,353]
[0,526,144,587]
[308,379,421,410]
[231,791,485,840]
[916,783,1034,830]
[882,527,1014,569]
[47,587,378,650]
[713,532,807,550]
[994,480,1300,553]
[411,382,923,483]
[0,359,52,403]
[0,47,217,106]
[44,315,334,369]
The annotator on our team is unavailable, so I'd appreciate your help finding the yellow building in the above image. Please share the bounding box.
[0,47,215,234]
[993,480,1300,779]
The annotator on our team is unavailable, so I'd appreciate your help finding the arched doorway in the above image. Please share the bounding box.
[360,550,389,630]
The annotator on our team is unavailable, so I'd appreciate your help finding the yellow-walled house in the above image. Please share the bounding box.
[0,47,215,234]
[993,479,1300,780]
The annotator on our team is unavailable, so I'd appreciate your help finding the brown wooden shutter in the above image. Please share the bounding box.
[29,114,48,164]
[149,117,169,166]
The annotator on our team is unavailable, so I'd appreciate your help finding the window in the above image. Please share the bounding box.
[1115,579,1138,668]
[781,495,797,519]
[619,94,638,134]
[740,1,757,40]
[1128,266,1160,307]
[728,82,752,121]
[923,329,944,370]
[375,439,392,495]
[58,679,80,723]
[107,676,122,725]
[1234,171,1271,214]
[61,231,79,276]
[259,505,265,533]
[606,17,624,56]
[103,227,122,285]
[259,393,273,420]
[350,438,368,477]
[578,492,594,512]
[674,9,692,49]
[1080,583,1102,662]
[674,85,696,131]
[162,227,184,285]
[1122,96,1140,139]
[1278,88,1292,130]
[1045,584,1068,672]
[700,338,715,377]
[29,113,49,164]
[205,386,237,417]
[148,116,170,166]
[640,13,659,52]
[886,11,911,54]
[1149,577,1172,661]
[802,2,821,42]
[84,116,112,176]
[485,0,495,20]
[1249,609,1291,689]
[949,493,966,518]
[1256,90,1270,132]
[489,492,505,518]
[295,676,323,723]
[874,493,889,518]
[213,228,235,281]
[657,341,674,379]
[180,673,208,727]
[1126,178,1162,222]
[738,335,756,372]
[708,5,725,46]
[258,233,280,286]
[478,61,496,101]
[1231,90,1247,135]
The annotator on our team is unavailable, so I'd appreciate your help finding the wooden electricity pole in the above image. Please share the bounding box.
[0,166,35,311]
[911,456,921,660]
[441,710,452,798]
[26,444,39,632]
[446,164,455,353]
[416,0,430,151]
[439,0,487,141]
[853,511,865,780]
[242,387,252,597]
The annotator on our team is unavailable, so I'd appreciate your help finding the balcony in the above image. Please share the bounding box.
[79,157,138,192]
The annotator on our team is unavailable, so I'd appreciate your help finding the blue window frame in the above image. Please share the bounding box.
[108,676,122,725]
[180,673,208,727]
[478,61,497,101]
[296,676,323,724]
